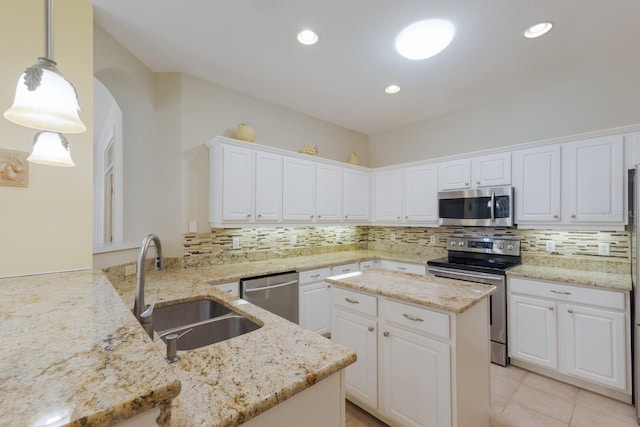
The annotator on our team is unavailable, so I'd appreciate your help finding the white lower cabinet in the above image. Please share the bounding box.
[331,285,490,427]
[508,277,630,398]
[299,267,332,335]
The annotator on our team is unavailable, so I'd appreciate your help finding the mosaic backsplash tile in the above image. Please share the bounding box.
[182,225,630,268]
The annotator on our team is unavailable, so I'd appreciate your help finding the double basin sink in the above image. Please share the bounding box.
[153,299,261,350]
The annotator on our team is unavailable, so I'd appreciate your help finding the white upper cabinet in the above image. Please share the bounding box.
[220,144,255,222]
[283,156,316,221]
[344,169,370,221]
[255,151,282,221]
[513,145,561,224]
[562,135,624,224]
[373,164,438,224]
[404,164,438,223]
[315,163,343,222]
[439,153,511,191]
[438,158,471,190]
[374,170,402,222]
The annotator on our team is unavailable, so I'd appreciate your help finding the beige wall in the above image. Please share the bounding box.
[93,27,369,263]
[0,0,93,277]
[368,60,640,167]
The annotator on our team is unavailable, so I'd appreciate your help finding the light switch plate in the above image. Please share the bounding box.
[598,242,610,256]
[545,241,556,252]
[291,233,297,245]
[232,237,240,249]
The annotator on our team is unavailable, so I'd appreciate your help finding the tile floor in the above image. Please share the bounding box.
[344,364,639,427]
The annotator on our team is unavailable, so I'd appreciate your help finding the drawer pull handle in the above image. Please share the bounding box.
[383,331,390,337]
[568,309,574,314]
[345,298,360,304]
[403,313,424,322]
[342,269,351,272]
[396,266,407,270]
[368,326,374,332]
[550,290,571,295]
[548,306,554,311]
[310,274,320,279]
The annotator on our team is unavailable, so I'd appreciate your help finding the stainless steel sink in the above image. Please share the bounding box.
[153,299,231,332]
[152,299,261,350]
[159,315,261,350]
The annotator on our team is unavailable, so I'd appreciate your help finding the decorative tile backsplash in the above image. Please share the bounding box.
[183,225,630,267]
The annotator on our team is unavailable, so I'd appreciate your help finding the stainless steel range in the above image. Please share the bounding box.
[427,236,521,366]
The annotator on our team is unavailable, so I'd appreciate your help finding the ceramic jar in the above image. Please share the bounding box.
[235,123,256,142]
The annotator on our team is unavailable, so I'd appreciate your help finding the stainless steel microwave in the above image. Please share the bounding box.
[438,186,514,227]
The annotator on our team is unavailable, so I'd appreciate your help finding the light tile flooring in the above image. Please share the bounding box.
[344,364,639,427]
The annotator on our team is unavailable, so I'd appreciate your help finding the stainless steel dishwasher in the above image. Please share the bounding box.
[240,271,299,324]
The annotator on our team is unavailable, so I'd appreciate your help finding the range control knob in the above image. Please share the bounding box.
[450,241,457,247]
[458,241,465,247]
[498,244,504,249]
[507,244,514,250]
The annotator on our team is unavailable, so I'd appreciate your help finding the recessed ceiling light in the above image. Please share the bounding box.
[395,19,455,60]
[523,22,553,39]
[385,85,401,94]
[297,29,319,45]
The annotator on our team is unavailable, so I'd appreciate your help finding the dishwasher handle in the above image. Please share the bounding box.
[243,279,299,294]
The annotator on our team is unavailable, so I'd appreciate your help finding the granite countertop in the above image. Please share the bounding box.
[0,270,181,427]
[507,264,632,291]
[326,268,496,313]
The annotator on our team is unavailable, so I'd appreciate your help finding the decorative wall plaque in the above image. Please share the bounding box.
[0,149,28,187]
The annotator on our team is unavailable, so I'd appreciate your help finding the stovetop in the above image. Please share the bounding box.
[427,236,522,275]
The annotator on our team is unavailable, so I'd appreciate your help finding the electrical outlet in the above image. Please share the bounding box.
[430,235,436,244]
[335,231,341,243]
[545,240,556,252]
[598,242,610,256]
[124,264,137,276]
[232,237,240,249]
[390,232,396,242]
[188,220,197,233]
[291,233,297,245]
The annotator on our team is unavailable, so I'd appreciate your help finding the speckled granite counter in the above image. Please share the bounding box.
[0,270,181,426]
[507,264,631,291]
[326,268,496,313]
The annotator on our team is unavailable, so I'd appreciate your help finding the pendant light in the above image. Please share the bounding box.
[27,132,75,167]
[4,0,86,133]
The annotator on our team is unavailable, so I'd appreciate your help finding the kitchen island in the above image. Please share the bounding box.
[327,269,496,427]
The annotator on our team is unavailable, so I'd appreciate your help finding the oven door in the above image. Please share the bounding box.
[437,186,514,227]
[427,265,508,366]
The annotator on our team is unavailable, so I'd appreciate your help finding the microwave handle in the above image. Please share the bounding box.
[491,192,496,222]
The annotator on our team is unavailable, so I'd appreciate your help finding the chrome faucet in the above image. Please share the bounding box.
[133,234,164,338]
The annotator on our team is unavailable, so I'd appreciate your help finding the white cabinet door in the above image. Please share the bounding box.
[255,151,282,222]
[562,135,624,223]
[344,168,370,221]
[300,282,331,335]
[221,144,255,221]
[379,323,451,427]
[403,164,438,223]
[472,152,511,187]
[316,163,342,222]
[438,159,471,190]
[331,307,377,408]
[374,170,402,222]
[509,294,558,370]
[283,156,316,221]
[565,304,626,390]
[513,145,561,224]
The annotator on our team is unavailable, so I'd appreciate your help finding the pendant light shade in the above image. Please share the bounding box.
[27,131,75,167]
[4,0,86,134]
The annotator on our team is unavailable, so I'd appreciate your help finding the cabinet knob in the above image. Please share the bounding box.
[553,214,558,219]
[568,309,574,314]
[368,326,374,332]
[476,180,481,185]
[383,331,390,337]
[318,215,321,219]
[548,306,554,311]
[247,214,252,218]
[405,215,408,219]
[258,214,262,218]
[310,215,314,219]
[465,182,469,186]
[571,214,576,219]
[345,215,348,219]
[397,216,400,220]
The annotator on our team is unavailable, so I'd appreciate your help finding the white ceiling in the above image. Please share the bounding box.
[91,0,640,135]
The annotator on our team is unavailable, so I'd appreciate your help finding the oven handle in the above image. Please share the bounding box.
[428,266,502,282]
[491,191,496,223]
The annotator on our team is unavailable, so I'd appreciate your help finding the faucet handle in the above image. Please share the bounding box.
[161,328,193,363]
[139,300,157,339]
[140,300,158,320]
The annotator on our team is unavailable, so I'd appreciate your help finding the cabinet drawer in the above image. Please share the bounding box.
[378,260,426,275]
[299,267,332,284]
[382,298,450,339]
[333,262,360,275]
[509,277,625,310]
[213,281,239,297]
[331,286,377,317]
